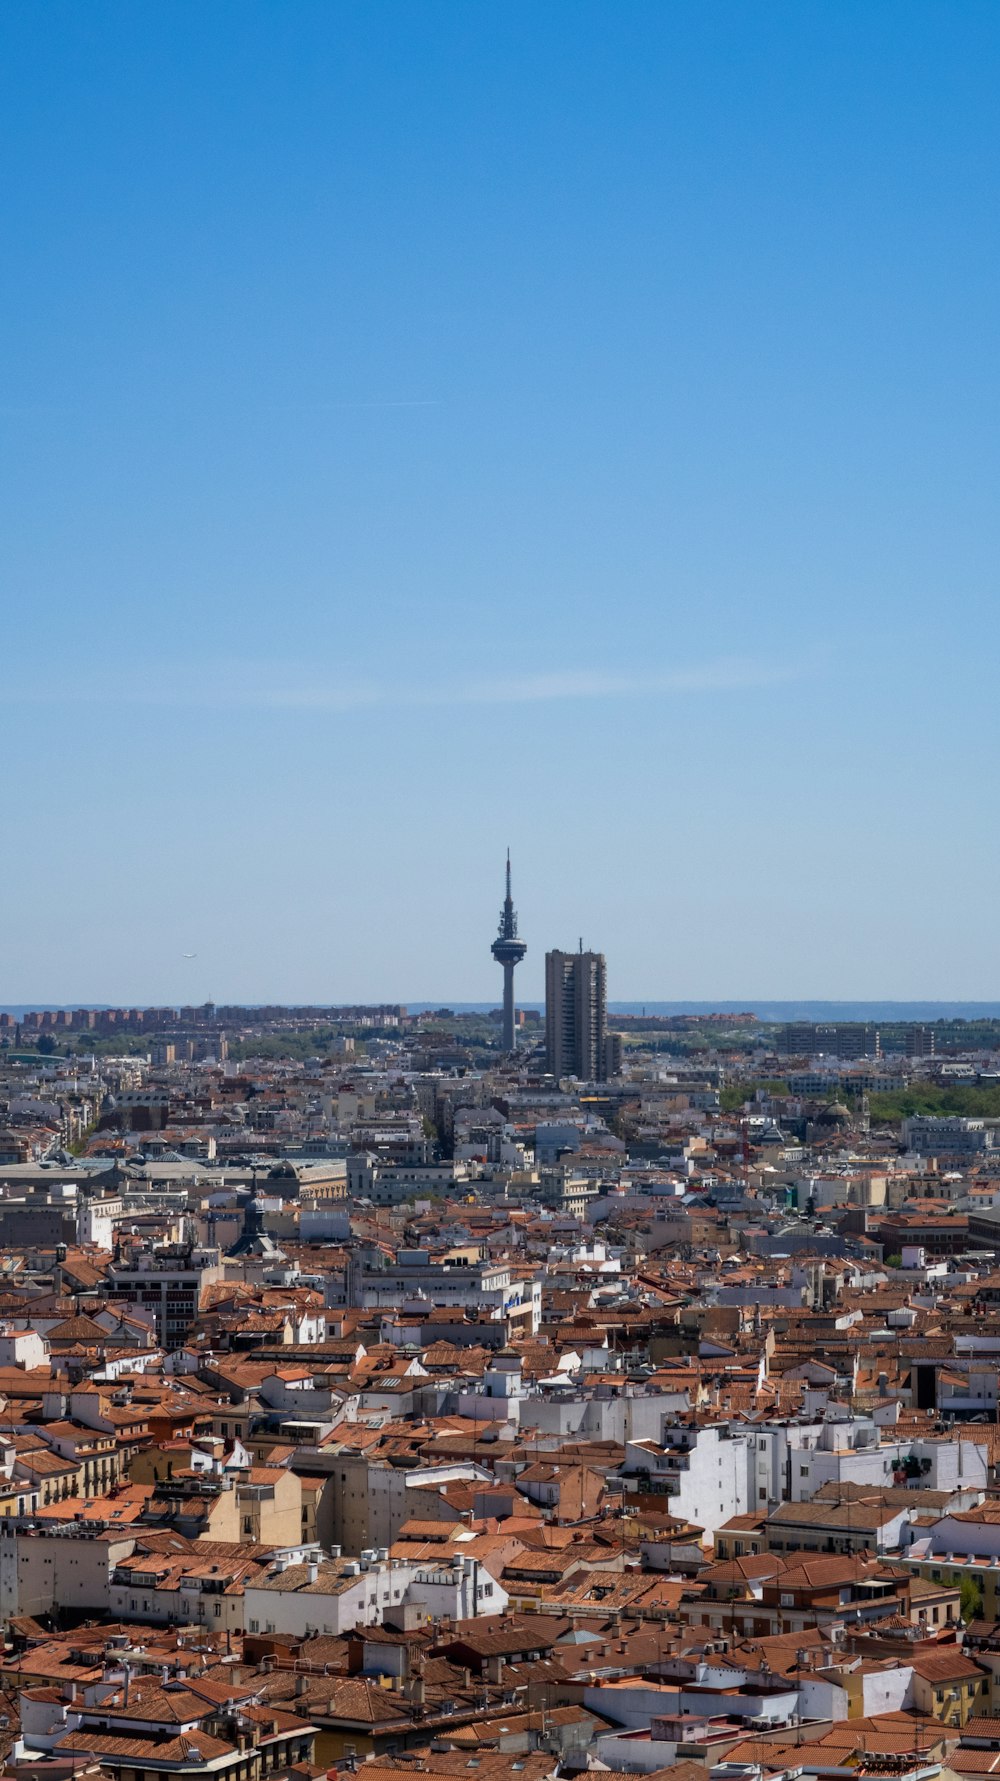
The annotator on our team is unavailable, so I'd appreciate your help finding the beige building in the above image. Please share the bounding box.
[109,1550,258,1632]
[137,1461,302,1545]
[910,1649,990,1726]
[237,1465,302,1545]
[24,1422,121,1498]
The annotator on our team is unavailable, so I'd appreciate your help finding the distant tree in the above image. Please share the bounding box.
[961,1575,984,1623]
[870,1083,1000,1123]
[36,1033,57,1054]
[720,1088,748,1114]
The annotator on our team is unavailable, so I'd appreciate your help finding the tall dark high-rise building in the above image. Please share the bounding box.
[491,852,527,1052]
[545,946,607,1081]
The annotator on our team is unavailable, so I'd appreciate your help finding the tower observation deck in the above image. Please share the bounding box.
[491,852,527,1053]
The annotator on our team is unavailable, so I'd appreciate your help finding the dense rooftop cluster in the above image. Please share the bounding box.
[2,1012,1000,1781]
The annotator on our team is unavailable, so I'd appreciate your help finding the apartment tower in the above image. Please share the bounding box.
[545,946,607,1081]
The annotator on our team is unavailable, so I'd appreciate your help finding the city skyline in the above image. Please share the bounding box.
[3,5,1000,1748]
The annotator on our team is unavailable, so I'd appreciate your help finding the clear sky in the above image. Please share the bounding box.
[2,2,1000,1006]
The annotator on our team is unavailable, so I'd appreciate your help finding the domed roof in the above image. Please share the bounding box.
[816,1100,851,1124]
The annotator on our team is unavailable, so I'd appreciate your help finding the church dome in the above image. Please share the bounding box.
[816,1100,851,1125]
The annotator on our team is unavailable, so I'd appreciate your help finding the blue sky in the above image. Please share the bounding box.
[2,2,999,1005]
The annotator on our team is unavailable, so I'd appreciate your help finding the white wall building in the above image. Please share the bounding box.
[0,1329,48,1370]
[622,1424,750,1534]
[243,1551,505,1639]
[0,1527,135,1622]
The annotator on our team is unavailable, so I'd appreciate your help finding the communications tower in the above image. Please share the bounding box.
[491,851,527,1053]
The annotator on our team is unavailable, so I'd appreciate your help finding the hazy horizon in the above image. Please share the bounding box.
[9,999,1000,1024]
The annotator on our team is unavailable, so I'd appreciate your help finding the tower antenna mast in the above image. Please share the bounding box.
[491,851,527,1054]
